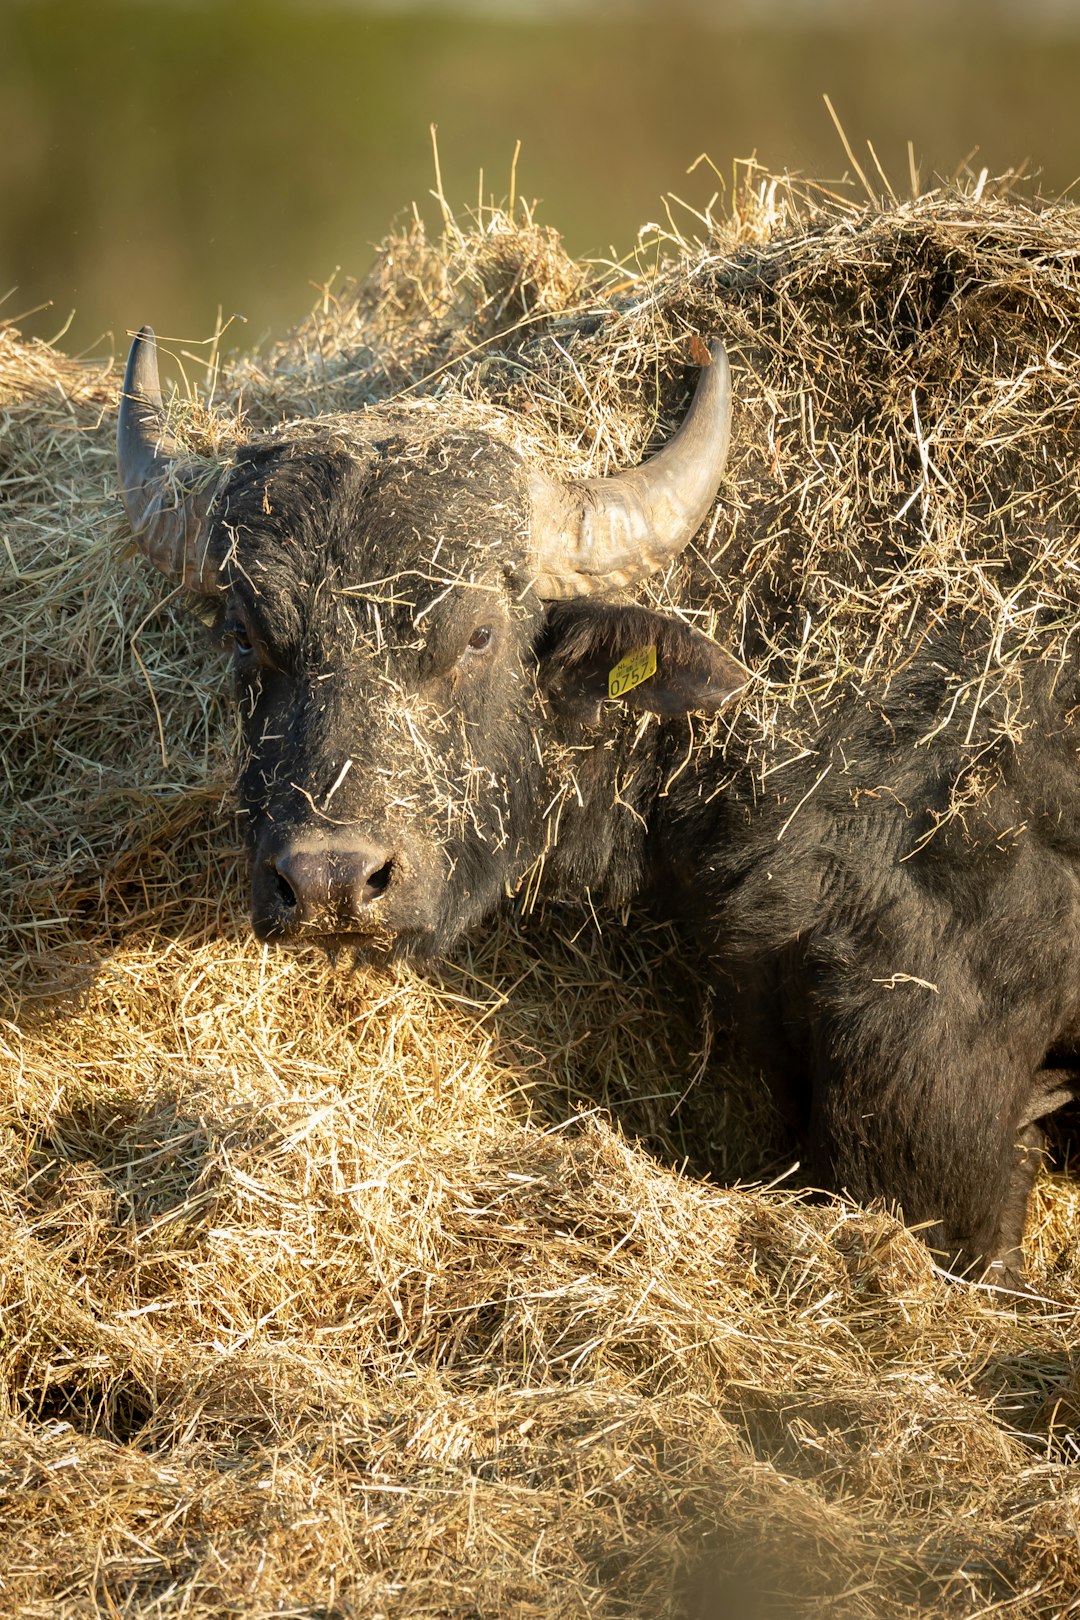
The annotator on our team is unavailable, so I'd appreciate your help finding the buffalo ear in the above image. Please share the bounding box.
[537,601,748,725]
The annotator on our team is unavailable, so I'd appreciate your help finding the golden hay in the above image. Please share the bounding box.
[4,167,1080,1616]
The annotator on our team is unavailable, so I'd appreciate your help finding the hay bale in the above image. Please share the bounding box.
[4,172,1080,1616]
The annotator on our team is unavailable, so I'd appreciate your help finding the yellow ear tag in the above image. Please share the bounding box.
[608,644,657,700]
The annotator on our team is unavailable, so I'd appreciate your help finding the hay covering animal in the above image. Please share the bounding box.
[117,281,1080,1289]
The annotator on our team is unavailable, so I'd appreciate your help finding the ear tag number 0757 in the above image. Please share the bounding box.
[608,644,657,700]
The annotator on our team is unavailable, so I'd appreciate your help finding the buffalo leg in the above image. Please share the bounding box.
[979,1120,1047,1291]
[807,1019,1047,1283]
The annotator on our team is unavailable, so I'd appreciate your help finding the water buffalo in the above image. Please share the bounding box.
[117,325,1080,1289]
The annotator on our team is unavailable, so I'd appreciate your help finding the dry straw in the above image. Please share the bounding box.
[4,163,1080,1616]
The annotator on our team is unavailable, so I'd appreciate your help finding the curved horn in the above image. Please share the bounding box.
[528,339,733,599]
[117,326,221,592]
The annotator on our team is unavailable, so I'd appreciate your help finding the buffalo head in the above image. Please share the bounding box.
[117,328,745,957]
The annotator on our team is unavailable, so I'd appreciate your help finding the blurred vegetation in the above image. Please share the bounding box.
[3,0,1080,356]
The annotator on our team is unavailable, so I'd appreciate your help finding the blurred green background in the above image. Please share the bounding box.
[3,0,1080,357]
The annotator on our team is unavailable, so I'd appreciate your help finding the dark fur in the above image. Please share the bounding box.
[648,631,1080,1280]
[196,416,1080,1286]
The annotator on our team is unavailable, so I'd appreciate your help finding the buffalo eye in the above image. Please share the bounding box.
[467,625,493,653]
[227,619,254,656]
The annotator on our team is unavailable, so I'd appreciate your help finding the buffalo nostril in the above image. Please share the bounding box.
[272,865,299,910]
[363,859,393,902]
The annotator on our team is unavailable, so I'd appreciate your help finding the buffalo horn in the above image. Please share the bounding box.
[528,339,733,598]
[117,326,220,592]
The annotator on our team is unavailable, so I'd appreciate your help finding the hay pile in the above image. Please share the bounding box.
[5,169,1080,1617]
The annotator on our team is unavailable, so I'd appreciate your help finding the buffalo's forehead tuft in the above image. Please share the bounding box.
[218,420,529,577]
[213,419,533,670]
